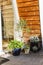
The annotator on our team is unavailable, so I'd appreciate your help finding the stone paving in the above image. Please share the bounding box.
[1,50,43,65]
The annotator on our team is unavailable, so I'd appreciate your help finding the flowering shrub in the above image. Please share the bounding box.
[29,36,39,43]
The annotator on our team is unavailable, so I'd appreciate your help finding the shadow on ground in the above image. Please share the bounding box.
[0,57,9,65]
[1,49,43,65]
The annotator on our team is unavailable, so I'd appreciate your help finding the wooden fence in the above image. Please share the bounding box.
[17,0,41,41]
[1,0,14,38]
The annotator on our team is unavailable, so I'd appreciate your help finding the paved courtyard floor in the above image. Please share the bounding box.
[1,50,43,65]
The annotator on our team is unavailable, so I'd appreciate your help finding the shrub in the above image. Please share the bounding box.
[7,40,24,51]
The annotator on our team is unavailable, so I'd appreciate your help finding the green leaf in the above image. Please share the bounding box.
[7,40,24,51]
[26,28,30,33]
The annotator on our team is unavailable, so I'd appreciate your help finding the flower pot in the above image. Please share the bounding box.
[30,42,40,52]
[12,48,21,56]
[25,48,30,54]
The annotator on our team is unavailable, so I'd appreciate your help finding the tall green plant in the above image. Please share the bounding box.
[16,19,30,33]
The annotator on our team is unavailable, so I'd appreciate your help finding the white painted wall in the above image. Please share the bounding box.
[0,8,5,55]
[0,8,3,52]
[12,0,22,41]
[39,0,43,46]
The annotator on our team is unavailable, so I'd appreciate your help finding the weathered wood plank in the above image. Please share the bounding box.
[19,11,39,16]
[17,0,38,3]
[20,16,40,20]
[18,6,39,12]
[17,1,38,7]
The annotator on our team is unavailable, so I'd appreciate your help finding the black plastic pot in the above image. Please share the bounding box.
[12,48,21,56]
[30,42,41,52]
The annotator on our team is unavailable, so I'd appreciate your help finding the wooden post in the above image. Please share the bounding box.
[39,0,43,46]
[0,7,4,55]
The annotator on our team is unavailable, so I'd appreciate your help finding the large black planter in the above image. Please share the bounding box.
[12,48,21,56]
[30,42,41,52]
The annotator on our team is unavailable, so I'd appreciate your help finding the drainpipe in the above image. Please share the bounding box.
[0,7,4,55]
[12,0,22,41]
[39,0,43,47]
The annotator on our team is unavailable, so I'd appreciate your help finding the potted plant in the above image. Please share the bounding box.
[24,45,30,54]
[22,43,30,54]
[17,19,31,52]
[29,36,40,52]
[7,19,30,55]
[7,40,24,56]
